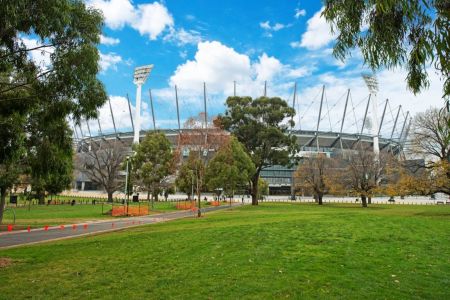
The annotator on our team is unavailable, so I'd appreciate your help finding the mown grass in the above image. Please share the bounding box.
[1,202,186,228]
[0,203,449,299]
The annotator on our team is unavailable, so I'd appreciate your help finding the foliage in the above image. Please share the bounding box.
[218,96,298,205]
[132,132,175,203]
[0,0,106,222]
[206,137,255,196]
[323,0,450,100]
[294,154,334,205]
[76,140,127,202]
[257,178,269,200]
[175,152,205,200]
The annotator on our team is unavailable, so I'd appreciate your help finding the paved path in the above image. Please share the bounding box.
[0,204,241,249]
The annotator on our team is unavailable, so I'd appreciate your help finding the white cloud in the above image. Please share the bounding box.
[286,66,311,78]
[88,0,174,40]
[253,53,283,82]
[87,0,135,29]
[295,8,306,18]
[99,52,122,71]
[99,34,120,45]
[299,7,336,50]
[164,28,202,46]
[259,21,288,32]
[132,2,174,40]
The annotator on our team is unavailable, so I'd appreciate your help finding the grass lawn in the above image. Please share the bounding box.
[0,203,449,299]
[1,202,186,228]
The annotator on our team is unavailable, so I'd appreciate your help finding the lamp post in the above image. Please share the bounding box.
[125,155,130,215]
[362,74,380,158]
[133,65,153,144]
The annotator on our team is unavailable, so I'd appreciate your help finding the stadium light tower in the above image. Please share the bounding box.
[133,65,153,144]
[362,74,380,157]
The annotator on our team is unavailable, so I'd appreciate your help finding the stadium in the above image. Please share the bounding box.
[74,67,411,195]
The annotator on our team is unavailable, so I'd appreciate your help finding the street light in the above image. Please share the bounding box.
[133,65,153,144]
[125,155,130,215]
[362,74,380,157]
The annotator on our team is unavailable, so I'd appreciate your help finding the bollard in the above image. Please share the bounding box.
[27,226,31,232]
[44,225,49,231]
[60,225,65,230]
[83,224,88,230]
[7,224,13,232]
[72,224,77,230]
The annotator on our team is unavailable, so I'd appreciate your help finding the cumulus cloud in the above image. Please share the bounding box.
[259,21,289,35]
[100,34,120,45]
[253,53,283,82]
[88,0,173,40]
[99,52,122,71]
[298,7,336,50]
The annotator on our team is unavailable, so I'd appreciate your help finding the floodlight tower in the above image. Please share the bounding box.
[363,74,380,157]
[133,65,153,144]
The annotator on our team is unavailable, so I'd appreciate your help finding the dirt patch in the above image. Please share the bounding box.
[0,257,14,268]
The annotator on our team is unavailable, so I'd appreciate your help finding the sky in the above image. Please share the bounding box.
[26,0,446,139]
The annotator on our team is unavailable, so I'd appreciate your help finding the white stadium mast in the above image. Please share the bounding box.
[133,65,153,144]
[362,74,380,158]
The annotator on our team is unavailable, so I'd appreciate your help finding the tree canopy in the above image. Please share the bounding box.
[323,0,450,100]
[218,96,298,205]
[0,0,107,222]
[206,137,255,197]
[131,132,175,203]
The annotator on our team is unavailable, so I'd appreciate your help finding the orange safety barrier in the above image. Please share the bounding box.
[175,201,196,210]
[210,201,221,206]
[111,205,149,216]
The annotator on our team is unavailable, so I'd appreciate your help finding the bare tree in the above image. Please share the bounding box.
[412,108,449,161]
[332,150,394,207]
[76,140,127,202]
[294,154,333,205]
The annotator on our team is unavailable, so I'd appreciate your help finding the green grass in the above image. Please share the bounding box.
[1,203,449,299]
[1,202,184,228]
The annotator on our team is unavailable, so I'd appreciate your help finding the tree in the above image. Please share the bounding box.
[412,108,449,161]
[76,140,127,202]
[294,154,333,205]
[206,137,255,198]
[331,150,394,207]
[323,1,450,100]
[131,132,175,208]
[218,96,298,205]
[175,152,205,207]
[257,178,269,200]
[0,1,106,222]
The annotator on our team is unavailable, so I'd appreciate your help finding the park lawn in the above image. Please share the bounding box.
[1,202,181,228]
[0,203,449,299]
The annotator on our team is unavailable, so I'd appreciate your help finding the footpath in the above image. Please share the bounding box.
[0,204,241,249]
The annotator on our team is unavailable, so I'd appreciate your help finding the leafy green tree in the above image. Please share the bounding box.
[218,96,298,205]
[176,152,205,204]
[206,137,255,198]
[257,178,269,200]
[322,0,449,100]
[0,1,106,222]
[132,132,175,208]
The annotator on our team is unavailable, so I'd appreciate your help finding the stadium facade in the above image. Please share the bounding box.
[74,128,406,195]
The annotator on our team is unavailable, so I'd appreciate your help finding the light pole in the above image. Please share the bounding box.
[133,65,153,144]
[125,155,130,214]
[362,74,380,158]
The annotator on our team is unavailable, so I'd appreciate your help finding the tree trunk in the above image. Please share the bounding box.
[251,175,259,206]
[0,187,6,224]
[318,194,323,205]
[368,196,371,204]
[361,195,368,208]
[107,191,113,203]
[38,192,45,205]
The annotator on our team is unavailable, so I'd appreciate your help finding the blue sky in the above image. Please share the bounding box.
[76,0,444,138]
